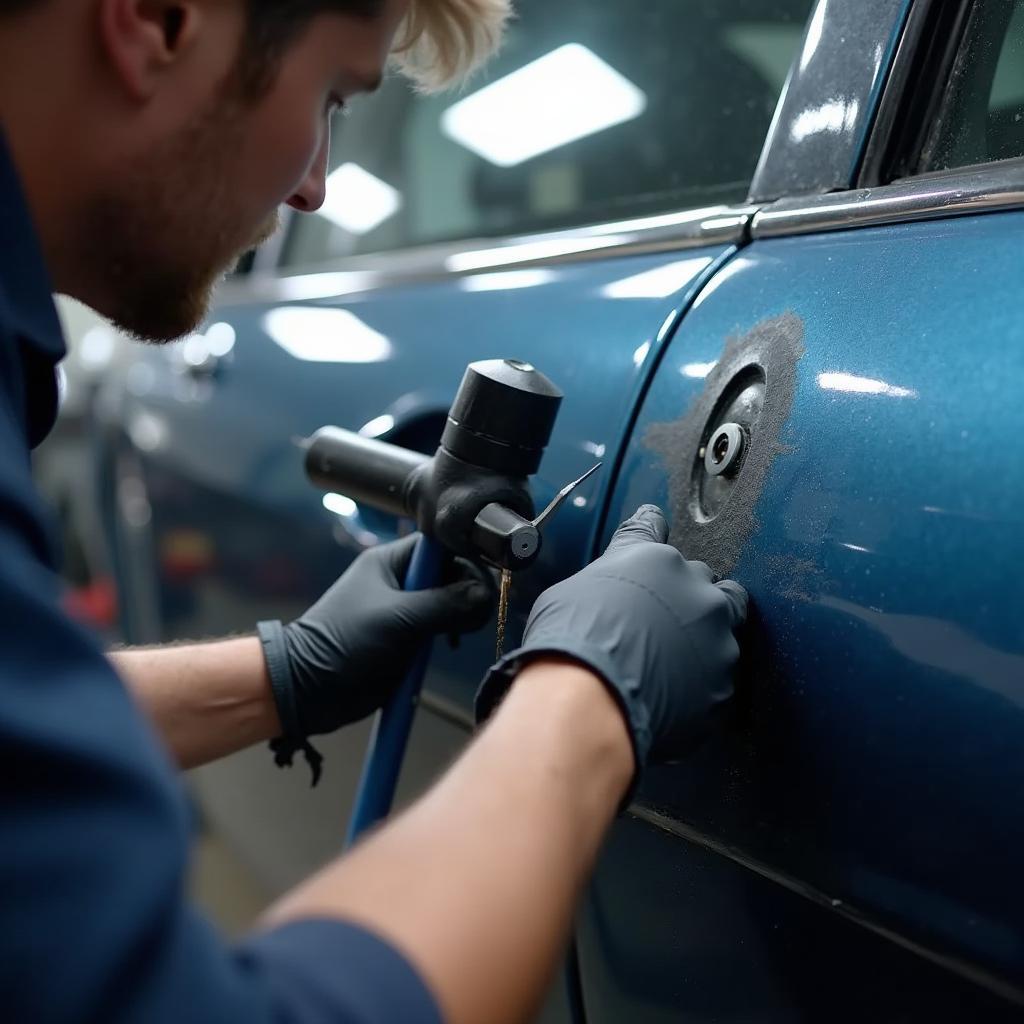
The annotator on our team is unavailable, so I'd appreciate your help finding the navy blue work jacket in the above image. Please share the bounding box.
[0,128,441,1024]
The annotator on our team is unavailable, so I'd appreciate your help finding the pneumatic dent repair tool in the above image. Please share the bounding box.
[302,359,599,844]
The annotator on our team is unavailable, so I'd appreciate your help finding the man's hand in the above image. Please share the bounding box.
[262,509,746,1024]
[477,503,747,771]
[261,534,493,747]
[115,535,492,773]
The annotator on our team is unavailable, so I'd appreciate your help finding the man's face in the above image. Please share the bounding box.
[86,0,407,342]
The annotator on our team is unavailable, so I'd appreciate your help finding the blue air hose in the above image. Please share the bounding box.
[345,535,443,846]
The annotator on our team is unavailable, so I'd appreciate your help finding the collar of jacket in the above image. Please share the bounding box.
[0,125,67,448]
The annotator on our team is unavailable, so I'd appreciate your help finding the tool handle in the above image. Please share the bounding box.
[345,535,443,846]
[305,426,428,519]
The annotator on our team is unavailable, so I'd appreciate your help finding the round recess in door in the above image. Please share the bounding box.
[692,366,765,522]
[644,312,805,576]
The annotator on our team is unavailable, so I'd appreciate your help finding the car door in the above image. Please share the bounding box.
[579,1,1024,1019]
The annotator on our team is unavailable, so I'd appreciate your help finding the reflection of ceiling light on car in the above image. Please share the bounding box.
[601,257,713,299]
[319,163,402,234]
[681,362,717,379]
[459,269,557,292]
[790,99,859,143]
[441,44,647,167]
[323,492,358,517]
[262,306,392,363]
[447,234,627,273]
[359,414,395,438]
[818,372,916,398]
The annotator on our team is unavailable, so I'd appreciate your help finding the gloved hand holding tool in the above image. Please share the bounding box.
[296,358,747,847]
[257,535,493,782]
[298,358,579,840]
[478,503,746,777]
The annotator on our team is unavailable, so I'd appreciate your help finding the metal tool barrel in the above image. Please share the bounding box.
[304,426,428,518]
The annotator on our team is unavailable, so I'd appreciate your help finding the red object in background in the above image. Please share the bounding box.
[63,575,119,631]
[159,529,216,583]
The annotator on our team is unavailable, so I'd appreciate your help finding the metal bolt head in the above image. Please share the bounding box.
[704,422,746,478]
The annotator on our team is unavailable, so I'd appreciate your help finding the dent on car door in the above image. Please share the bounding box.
[580,2,1024,1020]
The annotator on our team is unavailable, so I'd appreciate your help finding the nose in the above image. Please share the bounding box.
[287,126,331,213]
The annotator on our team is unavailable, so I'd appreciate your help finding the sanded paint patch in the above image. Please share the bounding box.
[644,312,805,576]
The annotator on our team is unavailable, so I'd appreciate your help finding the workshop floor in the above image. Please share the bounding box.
[191,832,268,938]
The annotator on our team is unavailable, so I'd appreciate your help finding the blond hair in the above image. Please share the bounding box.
[391,0,513,92]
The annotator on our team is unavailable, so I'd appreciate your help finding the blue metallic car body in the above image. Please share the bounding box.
[95,0,1024,1016]
[588,212,1024,1014]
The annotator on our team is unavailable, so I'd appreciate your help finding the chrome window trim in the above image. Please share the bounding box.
[750,158,1024,237]
[216,204,754,305]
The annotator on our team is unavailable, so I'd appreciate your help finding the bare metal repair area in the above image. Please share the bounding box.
[644,312,805,577]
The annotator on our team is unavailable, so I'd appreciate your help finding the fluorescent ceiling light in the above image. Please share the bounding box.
[441,44,646,167]
[601,257,713,299]
[263,306,391,363]
[319,163,401,235]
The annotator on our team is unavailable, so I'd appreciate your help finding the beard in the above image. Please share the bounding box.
[76,93,280,343]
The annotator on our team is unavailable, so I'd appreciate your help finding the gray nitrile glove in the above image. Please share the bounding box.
[259,534,492,782]
[475,504,747,773]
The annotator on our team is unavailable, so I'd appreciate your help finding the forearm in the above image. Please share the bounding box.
[110,637,280,768]
[262,658,633,1024]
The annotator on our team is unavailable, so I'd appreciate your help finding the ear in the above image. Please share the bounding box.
[97,0,204,101]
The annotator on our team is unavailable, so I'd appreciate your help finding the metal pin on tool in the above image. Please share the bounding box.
[495,569,512,659]
[531,463,602,532]
[494,462,602,658]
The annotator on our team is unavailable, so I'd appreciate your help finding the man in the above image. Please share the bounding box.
[0,0,747,1021]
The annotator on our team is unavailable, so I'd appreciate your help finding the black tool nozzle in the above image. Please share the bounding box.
[303,358,564,570]
[441,359,562,476]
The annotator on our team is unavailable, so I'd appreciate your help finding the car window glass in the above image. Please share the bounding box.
[282,0,813,269]
[920,0,1024,172]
